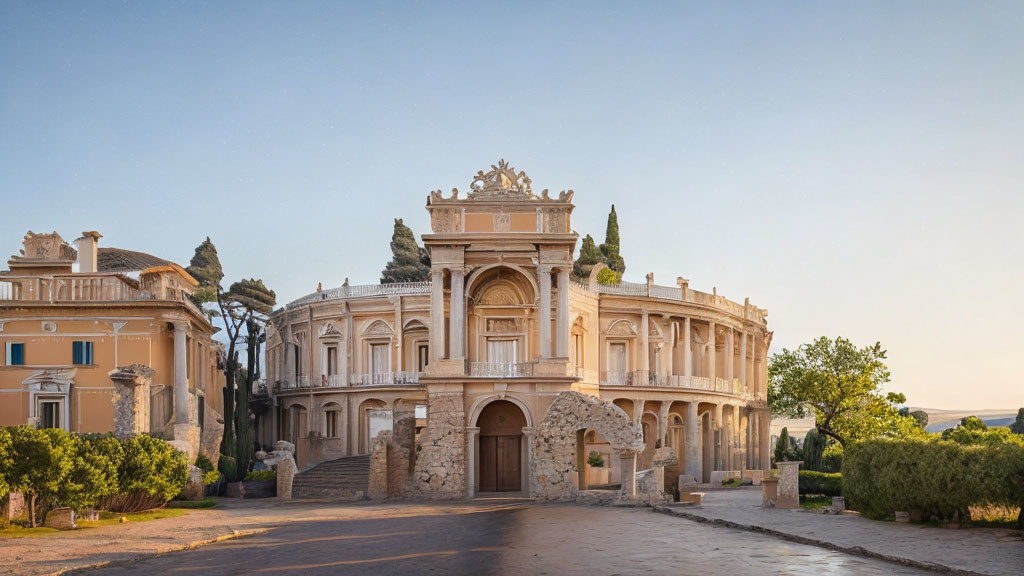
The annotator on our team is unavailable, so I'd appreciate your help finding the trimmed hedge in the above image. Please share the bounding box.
[842,438,1024,524]
[799,470,842,497]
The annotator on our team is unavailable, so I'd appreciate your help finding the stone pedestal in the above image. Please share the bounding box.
[108,364,154,439]
[776,461,802,509]
[761,478,778,508]
[181,466,204,501]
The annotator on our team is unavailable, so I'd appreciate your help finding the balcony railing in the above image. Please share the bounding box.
[350,371,421,386]
[466,361,536,378]
[593,280,766,321]
[598,371,763,399]
[286,281,432,309]
[0,274,206,318]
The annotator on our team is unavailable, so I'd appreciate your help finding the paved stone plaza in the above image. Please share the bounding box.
[7,501,936,576]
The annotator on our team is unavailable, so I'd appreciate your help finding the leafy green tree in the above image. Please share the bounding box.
[381,218,430,283]
[599,205,625,274]
[1010,408,1024,435]
[119,434,189,503]
[941,416,1024,446]
[7,426,74,526]
[56,433,122,512]
[186,237,224,318]
[573,234,604,277]
[0,427,12,500]
[909,410,929,429]
[769,337,923,447]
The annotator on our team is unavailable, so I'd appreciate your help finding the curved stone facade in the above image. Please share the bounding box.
[264,161,771,500]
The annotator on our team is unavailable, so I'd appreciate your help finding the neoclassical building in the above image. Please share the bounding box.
[0,231,225,462]
[265,160,771,500]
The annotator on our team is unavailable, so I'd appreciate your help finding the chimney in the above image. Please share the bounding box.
[75,231,102,273]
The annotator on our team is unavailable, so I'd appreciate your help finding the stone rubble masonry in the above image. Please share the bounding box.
[367,430,391,499]
[531,391,645,501]
[44,507,77,530]
[255,440,297,499]
[411,391,467,499]
[108,364,154,439]
[181,466,205,501]
[199,405,225,470]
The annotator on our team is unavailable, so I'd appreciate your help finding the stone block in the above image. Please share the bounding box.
[677,474,698,490]
[4,491,26,522]
[44,508,76,530]
[775,461,802,510]
[761,478,778,508]
[181,466,205,501]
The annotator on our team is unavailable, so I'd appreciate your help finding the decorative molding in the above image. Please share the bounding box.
[467,159,534,200]
[361,319,394,337]
[607,319,637,337]
[41,321,57,333]
[318,321,343,339]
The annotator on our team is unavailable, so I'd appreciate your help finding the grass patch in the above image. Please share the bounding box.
[167,498,217,509]
[0,507,189,538]
[800,495,833,510]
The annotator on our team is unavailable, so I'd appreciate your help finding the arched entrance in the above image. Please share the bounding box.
[476,400,527,492]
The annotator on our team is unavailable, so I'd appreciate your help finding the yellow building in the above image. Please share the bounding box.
[0,231,224,460]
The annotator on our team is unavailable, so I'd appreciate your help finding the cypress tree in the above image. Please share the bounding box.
[573,234,604,277]
[381,218,430,283]
[186,237,224,309]
[599,205,625,274]
[803,428,825,471]
[773,427,791,465]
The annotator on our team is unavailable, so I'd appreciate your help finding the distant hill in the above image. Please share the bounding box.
[909,408,1019,433]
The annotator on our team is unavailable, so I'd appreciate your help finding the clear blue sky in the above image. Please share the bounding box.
[2,1,1021,409]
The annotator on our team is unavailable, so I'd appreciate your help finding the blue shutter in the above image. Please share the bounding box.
[85,342,93,365]
[11,343,24,365]
[73,341,83,365]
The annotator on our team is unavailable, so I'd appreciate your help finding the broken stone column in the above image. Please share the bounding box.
[108,364,154,439]
[368,430,391,499]
[254,440,297,499]
[619,449,638,499]
[776,460,802,509]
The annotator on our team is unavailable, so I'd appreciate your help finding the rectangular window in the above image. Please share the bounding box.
[72,341,94,365]
[293,344,301,377]
[370,343,390,374]
[417,344,429,371]
[486,339,517,364]
[326,411,338,438]
[608,342,627,384]
[40,400,61,429]
[326,346,338,375]
[5,342,24,366]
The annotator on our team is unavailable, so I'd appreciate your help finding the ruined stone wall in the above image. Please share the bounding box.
[531,391,644,501]
[410,390,466,499]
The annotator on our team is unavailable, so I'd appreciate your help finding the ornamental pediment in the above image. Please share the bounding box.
[428,159,575,204]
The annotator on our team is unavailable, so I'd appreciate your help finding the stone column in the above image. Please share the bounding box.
[538,265,552,359]
[708,322,716,384]
[618,449,637,498]
[726,329,734,386]
[683,317,692,378]
[658,402,671,447]
[751,411,760,470]
[760,410,771,471]
[450,268,465,360]
[713,403,723,471]
[465,427,479,498]
[430,268,445,362]
[555,268,569,358]
[685,402,701,481]
[172,321,189,426]
[741,411,750,470]
[733,405,741,470]
[109,364,154,438]
[740,331,748,393]
[666,320,675,377]
[640,309,650,374]
[522,426,536,496]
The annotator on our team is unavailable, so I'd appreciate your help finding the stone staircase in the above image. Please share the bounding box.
[292,454,370,499]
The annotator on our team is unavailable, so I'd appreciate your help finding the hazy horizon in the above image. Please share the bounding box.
[2,2,1021,410]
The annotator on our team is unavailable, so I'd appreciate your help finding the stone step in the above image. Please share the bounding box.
[292,455,371,499]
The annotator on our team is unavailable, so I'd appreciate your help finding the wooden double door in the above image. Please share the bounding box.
[479,435,522,492]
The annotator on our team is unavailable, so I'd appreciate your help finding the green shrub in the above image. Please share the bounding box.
[218,455,239,482]
[244,470,276,482]
[194,454,214,474]
[843,438,1024,525]
[596,268,622,285]
[799,470,842,497]
[587,451,605,468]
[820,442,843,473]
[202,470,221,486]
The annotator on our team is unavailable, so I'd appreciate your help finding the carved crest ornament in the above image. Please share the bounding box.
[429,159,575,202]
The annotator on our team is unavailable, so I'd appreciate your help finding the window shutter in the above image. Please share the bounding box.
[85,342,93,365]
[73,341,83,365]
[11,343,24,365]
